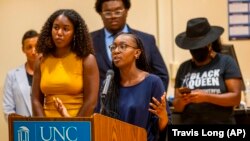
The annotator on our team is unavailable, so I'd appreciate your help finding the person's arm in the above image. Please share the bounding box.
[172,61,194,112]
[190,78,241,106]
[190,55,242,106]
[3,71,16,120]
[31,58,45,117]
[173,78,241,111]
[77,54,99,117]
[208,78,241,106]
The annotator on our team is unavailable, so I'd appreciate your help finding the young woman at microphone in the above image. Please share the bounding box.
[54,32,170,141]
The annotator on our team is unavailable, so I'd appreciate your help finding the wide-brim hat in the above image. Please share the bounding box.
[175,17,224,50]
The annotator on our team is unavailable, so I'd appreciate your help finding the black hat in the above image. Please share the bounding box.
[175,17,224,50]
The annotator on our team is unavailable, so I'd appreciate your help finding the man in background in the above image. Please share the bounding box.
[91,0,169,90]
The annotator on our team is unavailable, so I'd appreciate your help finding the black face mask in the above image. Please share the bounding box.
[190,46,209,62]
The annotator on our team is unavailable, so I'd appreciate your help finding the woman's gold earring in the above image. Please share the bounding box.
[210,52,213,57]
[210,51,215,58]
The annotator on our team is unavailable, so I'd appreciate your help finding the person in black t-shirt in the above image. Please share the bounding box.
[173,17,242,124]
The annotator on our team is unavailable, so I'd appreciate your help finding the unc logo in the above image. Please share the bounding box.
[18,126,30,141]
[40,126,78,141]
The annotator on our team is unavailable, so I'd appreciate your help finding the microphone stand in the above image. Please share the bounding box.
[100,92,107,114]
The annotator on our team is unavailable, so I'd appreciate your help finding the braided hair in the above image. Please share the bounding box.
[101,32,150,119]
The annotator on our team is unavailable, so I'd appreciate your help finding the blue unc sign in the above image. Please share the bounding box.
[13,121,91,141]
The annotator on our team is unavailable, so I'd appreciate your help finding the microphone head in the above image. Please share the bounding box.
[106,69,114,77]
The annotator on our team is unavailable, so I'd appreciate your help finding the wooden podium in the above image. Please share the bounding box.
[8,113,147,141]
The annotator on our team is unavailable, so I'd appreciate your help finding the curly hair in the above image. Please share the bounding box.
[22,29,39,46]
[95,0,131,13]
[37,9,94,58]
[101,32,150,119]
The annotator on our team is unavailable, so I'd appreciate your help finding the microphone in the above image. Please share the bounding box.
[101,69,114,97]
[100,69,114,114]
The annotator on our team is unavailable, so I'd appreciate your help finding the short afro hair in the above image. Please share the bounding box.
[95,0,131,13]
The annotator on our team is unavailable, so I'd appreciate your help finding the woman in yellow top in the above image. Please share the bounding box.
[32,9,99,117]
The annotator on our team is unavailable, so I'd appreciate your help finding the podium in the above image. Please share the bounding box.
[8,113,147,141]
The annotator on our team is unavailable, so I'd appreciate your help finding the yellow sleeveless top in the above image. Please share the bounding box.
[40,52,83,117]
